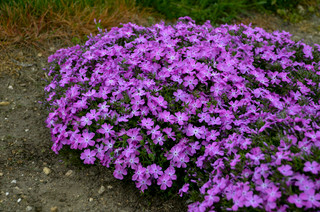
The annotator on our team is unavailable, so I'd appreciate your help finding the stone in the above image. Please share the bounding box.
[50,206,58,212]
[98,186,105,195]
[65,170,73,177]
[26,206,33,211]
[43,167,51,175]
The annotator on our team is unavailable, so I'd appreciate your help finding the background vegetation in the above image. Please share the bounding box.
[0,0,319,48]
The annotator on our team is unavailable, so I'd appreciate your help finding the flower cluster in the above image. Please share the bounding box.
[44,16,320,211]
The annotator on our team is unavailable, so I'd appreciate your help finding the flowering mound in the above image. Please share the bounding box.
[44,17,320,211]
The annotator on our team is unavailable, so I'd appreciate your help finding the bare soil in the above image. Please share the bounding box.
[0,13,319,212]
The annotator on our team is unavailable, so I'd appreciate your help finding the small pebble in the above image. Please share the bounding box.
[0,102,10,106]
[43,167,51,175]
[107,185,113,189]
[8,85,13,90]
[65,170,73,177]
[50,206,58,212]
[11,180,17,184]
[98,186,105,195]
[25,129,29,132]
[26,206,33,211]
[0,173,3,176]
[5,192,9,196]
[89,198,93,202]
[17,198,21,203]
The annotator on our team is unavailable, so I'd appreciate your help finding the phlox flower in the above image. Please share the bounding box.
[154,95,168,108]
[146,125,161,139]
[208,116,221,126]
[203,188,220,207]
[245,194,263,208]
[80,116,92,127]
[80,149,96,164]
[300,189,320,208]
[186,124,204,139]
[277,164,294,176]
[162,127,176,141]
[265,185,281,202]
[167,145,182,160]
[136,176,151,192]
[303,161,320,174]
[127,154,139,169]
[198,112,210,123]
[205,129,220,142]
[132,164,146,181]
[204,143,224,157]
[149,164,163,179]
[113,164,127,180]
[173,89,187,102]
[178,183,189,197]
[140,117,154,130]
[96,123,115,138]
[287,194,305,208]
[174,152,189,168]
[230,195,245,211]
[189,141,201,155]
[95,144,107,160]
[103,138,115,151]
[159,110,175,124]
[157,173,172,190]
[183,75,198,90]
[164,166,177,180]
[255,178,273,192]
[299,180,314,192]
[154,133,165,146]
[175,111,189,125]
[127,128,143,143]
[79,131,95,149]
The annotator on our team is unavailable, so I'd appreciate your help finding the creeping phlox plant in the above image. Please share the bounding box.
[44,16,320,211]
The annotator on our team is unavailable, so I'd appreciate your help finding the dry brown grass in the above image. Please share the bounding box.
[0,0,165,49]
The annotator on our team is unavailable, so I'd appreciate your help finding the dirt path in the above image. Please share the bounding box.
[0,13,319,212]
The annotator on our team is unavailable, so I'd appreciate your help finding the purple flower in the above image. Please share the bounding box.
[164,166,176,180]
[173,89,187,102]
[136,176,151,192]
[149,164,163,179]
[146,125,161,139]
[185,124,204,139]
[132,164,146,181]
[127,128,143,144]
[288,194,305,208]
[174,111,189,125]
[157,173,172,190]
[278,164,293,176]
[266,185,281,202]
[303,161,320,174]
[113,164,127,180]
[96,123,115,138]
[300,189,320,208]
[79,131,95,149]
[245,194,263,208]
[162,127,176,141]
[80,149,96,164]
[140,117,154,130]
[178,183,189,197]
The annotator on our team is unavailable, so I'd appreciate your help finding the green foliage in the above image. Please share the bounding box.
[135,0,319,25]
[136,0,267,25]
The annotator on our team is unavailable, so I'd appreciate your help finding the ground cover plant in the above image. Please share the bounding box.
[44,16,320,211]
